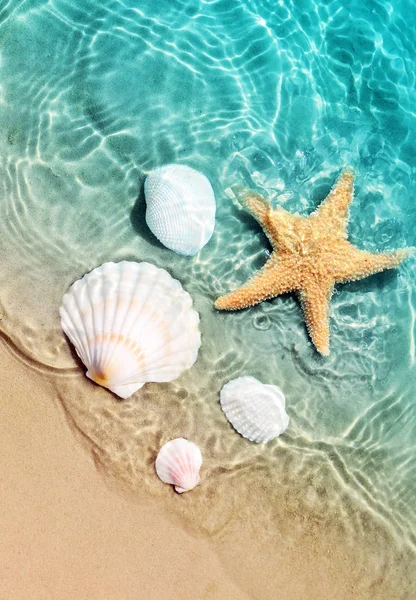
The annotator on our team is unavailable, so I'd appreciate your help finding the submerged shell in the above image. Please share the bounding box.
[144,164,216,256]
[155,438,202,493]
[59,261,201,399]
[220,376,289,443]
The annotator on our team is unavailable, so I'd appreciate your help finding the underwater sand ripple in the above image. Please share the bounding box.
[0,0,415,596]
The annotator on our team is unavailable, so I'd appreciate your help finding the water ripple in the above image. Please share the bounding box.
[0,0,415,593]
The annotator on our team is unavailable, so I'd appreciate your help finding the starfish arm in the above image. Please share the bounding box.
[231,185,292,250]
[313,168,354,236]
[231,185,272,228]
[298,282,334,356]
[215,256,299,311]
[333,246,410,283]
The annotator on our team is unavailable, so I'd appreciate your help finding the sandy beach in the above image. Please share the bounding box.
[0,339,251,600]
[1,334,414,600]
[1,1,415,597]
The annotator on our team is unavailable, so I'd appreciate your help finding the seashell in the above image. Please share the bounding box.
[220,376,289,443]
[144,164,216,256]
[155,438,202,493]
[59,261,201,399]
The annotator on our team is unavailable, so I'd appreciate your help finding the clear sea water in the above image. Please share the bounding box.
[0,0,415,597]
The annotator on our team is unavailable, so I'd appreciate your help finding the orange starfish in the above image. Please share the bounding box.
[215,169,410,355]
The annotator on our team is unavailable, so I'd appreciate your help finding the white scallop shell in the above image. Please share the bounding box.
[59,261,201,399]
[144,164,216,256]
[155,438,202,493]
[220,376,289,443]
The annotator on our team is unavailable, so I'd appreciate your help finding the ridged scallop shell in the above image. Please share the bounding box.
[144,164,216,256]
[220,376,289,443]
[155,438,202,493]
[59,261,201,399]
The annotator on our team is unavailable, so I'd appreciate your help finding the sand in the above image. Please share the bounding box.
[2,332,414,600]
[1,0,415,595]
[0,339,251,600]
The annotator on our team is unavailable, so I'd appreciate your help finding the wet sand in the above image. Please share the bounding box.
[1,336,414,600]
[1,1,415,598]
[0,340,250,600]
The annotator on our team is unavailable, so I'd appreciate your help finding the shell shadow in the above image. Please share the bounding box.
[129,181,165,250]
[65,334,86,370]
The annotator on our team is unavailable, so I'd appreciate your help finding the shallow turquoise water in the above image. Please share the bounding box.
[0,0,415,594]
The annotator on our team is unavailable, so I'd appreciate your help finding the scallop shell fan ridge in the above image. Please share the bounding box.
[59,261,201,398]
[155,438,203,493]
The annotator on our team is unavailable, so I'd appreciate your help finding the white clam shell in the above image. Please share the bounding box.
[144,164,216,256]
[59,261,201,399]
[220,376,289,443]
[155,438,202,493]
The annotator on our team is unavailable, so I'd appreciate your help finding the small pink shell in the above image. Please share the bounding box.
[155,438,202,493]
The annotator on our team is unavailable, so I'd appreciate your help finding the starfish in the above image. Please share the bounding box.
[215,169,410,355]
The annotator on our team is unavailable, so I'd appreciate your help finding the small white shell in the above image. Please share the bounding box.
[220,376,289,443]
[155,438,202,493]
[144,164,216,256]
[59,261,201,399]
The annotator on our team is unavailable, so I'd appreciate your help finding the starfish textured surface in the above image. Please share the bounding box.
[215,170,410,355]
